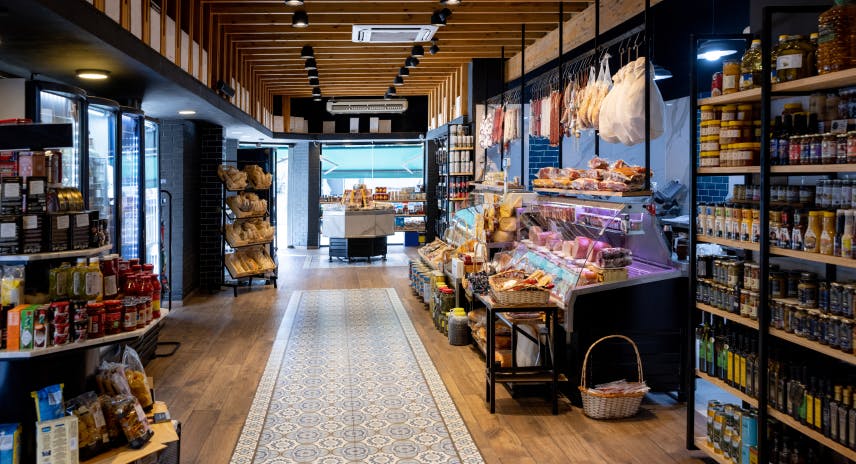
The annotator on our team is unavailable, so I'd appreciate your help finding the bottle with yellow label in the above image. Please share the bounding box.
[820,210,836,255]
[804,211,823,253]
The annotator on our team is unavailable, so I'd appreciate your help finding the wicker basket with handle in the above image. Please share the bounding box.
[488,270,550,305]
[578,335,647,419]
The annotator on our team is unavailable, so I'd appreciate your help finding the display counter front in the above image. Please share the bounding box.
[322,209,395,262]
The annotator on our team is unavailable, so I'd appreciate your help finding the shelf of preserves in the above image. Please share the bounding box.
[767,408,856,462]
[768,326,856,366]
[693,437,733,464]
[533,188,653,198]
[773,67,856,95]
[772,164,856,174]
[696,235,761,252]
[698,166,761,175]
[696,370,759,406]
[770,246,856,269]
[0,309,169,359]
[697,303,760,330]
[699,88,763,106]
[0,244,112,263]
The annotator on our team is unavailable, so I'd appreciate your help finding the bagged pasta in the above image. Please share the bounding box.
[99,394,125,445]
[66,391,109,459]
[122,346,153,411]
[109,395,153,449]
[31,384,64,422]
[96,361,132,397]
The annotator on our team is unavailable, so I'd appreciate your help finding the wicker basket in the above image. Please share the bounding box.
[578,335,646,420]
[488,270,550,305]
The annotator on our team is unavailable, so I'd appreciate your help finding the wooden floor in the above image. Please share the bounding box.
[146,249,708,464]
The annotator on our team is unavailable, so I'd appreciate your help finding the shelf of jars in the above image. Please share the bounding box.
[698,166,761,175]
[696,369,759,406]
[0,244,112,262]
[698,165,856,176]
[768,326,856,366]
[697,303,760,330]
[698,67,856,106]
[770,246,856,270]
[695,235,761,252]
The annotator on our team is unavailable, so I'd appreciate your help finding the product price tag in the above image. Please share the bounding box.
[0,434,12,450]
[56,215,69,230]
[22,215,37,230]
[831,119,849,134]
[0,223,15,239]
[75,214,89,228]
[29,180,45,196]
[3,182,20,199]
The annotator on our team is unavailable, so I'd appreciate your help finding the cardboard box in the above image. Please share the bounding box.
[322,121,335,134]
[19,306,34,350]
[0,423,21,464]
[35,416,78,464]
[4,306,26,351]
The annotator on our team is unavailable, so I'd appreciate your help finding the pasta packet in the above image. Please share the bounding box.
[122,346,153,410]
[99,394,125,446]
[110,395,153,449]
[66,391,108,459]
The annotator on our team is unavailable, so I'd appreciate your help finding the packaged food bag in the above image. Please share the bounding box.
[110,396,153,449]
[122,346,153,410]
[95,362,132,397]
[31,384,64,422]
[0,423,21,464]
[66,392,108,460]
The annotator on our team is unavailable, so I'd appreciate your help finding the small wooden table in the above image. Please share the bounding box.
[477,294,560,414]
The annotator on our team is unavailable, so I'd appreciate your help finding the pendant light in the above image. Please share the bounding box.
[312,86,321,97]
[309,76,319,86]
[300,45,314,59]
[394,76,404,86]
[314,96,323,102]
[696,41,738,61]
[292,10,309,28]
[307,69,319,79]
[284,0,304,5]
[411,45,425,58]
[399,67,409,77]
[304,58,317,70]
[429,40,440,55]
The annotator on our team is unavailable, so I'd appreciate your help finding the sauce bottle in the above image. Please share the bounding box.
[804,211,823,253]
[86,257,104,302]
[820,211,836,255]
[844,210,855,259]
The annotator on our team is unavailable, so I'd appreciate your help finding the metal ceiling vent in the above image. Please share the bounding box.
[352,25,438,43]
[326,99,409,114]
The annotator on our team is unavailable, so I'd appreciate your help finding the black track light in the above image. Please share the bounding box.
[394,76,404,86]
[309,76,319,86]
[429,40,440,55]
[399,67,409,77]
[284,0,304,6]
[304,58,317,70]
[314,96,323,102]
[387,86,396,96]
[431,8,451,26]
[312,86,321,97]
[300,45,314,59]
[411,45,425,57]
[292,10,309,28]
[307,69,319,78]
[384,92,391,100]
[440,0,461,4]
[406,56,419,68]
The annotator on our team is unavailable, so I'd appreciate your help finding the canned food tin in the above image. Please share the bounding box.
[840,319,853,353]
[831,282,844,316]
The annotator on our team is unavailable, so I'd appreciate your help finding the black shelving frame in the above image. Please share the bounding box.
[431,120,473,239]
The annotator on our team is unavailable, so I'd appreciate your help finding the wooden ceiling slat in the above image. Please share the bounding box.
[217,13,573,25]
[209,3,584,15]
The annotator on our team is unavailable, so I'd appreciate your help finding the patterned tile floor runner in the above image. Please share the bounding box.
[231,288,483,464]
[301,252,411,269]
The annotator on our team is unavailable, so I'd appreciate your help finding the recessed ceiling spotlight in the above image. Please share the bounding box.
[300,45,314,59]
[399,67,409,77]
[429,40,440,55]
[307,69,319,78]
[394,76,404,86]
[304,58,317,70]
[440,0,461,4]
[292,10,309,28]
[178,110,196,115]
[411,45,425,57]
[76,69,111,80]
[284,0,304,6]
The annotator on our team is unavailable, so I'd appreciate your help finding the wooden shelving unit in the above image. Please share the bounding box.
[693,437,734,464]
[698,166,761,175]
[770,246,856,269]
[696,235,760,252]
[767,409,856,462]
[0,244,112,262]
[696,303,760,330]
[696,370,758,407]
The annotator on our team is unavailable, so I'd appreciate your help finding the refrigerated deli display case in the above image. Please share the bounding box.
[86,97,119,249]
[498,194,687,395]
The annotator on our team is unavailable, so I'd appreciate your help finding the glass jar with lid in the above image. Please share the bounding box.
[700,105,720,121]
[722,59,740,94]
[736,104,755,121]
[776,35,814,82]
[721,105,737,122]
[700,120,721,137]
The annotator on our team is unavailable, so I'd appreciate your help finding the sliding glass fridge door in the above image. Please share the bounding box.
[144,120,160,271]
[87,98,119,248]
[32,82,86,188]
[120,110,143,259]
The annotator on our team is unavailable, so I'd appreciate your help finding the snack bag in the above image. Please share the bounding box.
[110,396,153,449]
[66,392,108,459]
[122,346,153,410]
[98,395,125,446]
[95,362,132,397]
[30,384,64,422]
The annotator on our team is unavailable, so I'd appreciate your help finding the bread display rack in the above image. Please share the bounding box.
[219,156,278,297]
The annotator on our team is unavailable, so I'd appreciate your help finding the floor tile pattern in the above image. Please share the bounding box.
[302,253,411,269]
[231,288,483,464]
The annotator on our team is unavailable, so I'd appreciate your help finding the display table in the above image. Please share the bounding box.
[323,209,395,262]
[477,294,561,415]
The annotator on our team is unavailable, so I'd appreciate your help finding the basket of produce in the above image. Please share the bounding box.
[488,269,552,305]
[578,335,649,419]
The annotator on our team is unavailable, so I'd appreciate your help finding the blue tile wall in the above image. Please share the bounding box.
[697,176,730,204]
[528,136,560,185]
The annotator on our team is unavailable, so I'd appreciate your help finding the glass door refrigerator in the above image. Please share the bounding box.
[86,97,119,250]
[143,119,160,271]
[26,81,87,188]
[119,107,145,259]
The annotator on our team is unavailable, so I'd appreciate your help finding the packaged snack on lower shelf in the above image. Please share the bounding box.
[0,423,21,464]
[35,415,78,464]
[224,246,276,277]
[66,392,108,460]
[31,384,65,422]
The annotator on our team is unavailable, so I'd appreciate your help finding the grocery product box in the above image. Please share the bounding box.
[35,416,78,464]
[4,305,28,351]
[451,256,485,279]
[0,423,20,464]
[19,306,34,350]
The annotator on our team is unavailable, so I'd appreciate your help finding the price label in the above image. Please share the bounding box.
[831,119,849,134]
[0,223,15,238]
[75,214,89,228]
[29,180,45,195]
[4,182,20,199]
[56,215,69,230]
[22,215,37,230]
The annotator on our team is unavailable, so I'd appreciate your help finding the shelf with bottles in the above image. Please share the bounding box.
[0,244,112,263]
[695,235,761,252]
[699,68,856,106]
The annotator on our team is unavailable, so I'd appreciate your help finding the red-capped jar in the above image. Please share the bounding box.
[104,300,123,335]
[100,254,119,300]
[122,298,138,332]
[129,258,140,267]
[86,302,105,339]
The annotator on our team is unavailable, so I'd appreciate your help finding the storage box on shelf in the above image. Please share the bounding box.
[689,7,856,460]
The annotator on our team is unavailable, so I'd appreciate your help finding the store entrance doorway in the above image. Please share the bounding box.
[319,142,425,247]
